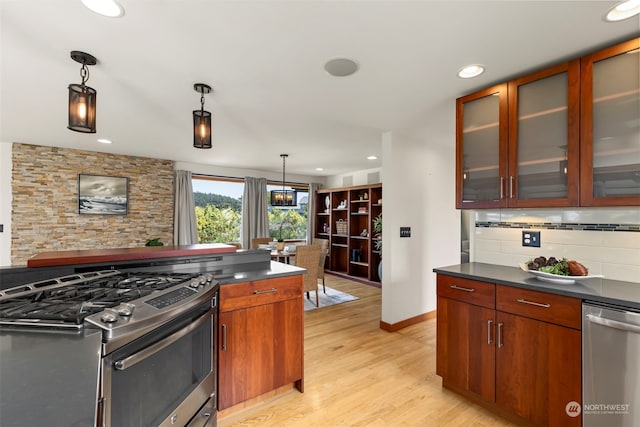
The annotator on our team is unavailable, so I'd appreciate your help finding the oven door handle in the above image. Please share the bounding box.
[114,311,211,371]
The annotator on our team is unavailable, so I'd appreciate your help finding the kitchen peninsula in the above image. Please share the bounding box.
[0,245,305,426]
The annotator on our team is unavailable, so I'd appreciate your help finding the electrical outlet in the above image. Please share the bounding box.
[522,230,541,247]
[400,227,411,238]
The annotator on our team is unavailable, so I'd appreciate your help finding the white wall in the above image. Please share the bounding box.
[0,142,11,266]
[325,167,381,189]
[380,104,460,323]
[470,207,640,283]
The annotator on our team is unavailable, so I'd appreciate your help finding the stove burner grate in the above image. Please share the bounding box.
[0,271,201,325]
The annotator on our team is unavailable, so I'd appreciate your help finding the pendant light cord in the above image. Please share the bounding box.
[282,154,286,196]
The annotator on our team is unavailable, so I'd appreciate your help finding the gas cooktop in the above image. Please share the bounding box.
[0,270,216,330]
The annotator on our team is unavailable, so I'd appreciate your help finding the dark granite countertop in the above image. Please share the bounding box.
[213,260,305,285]
[433,262,640,311]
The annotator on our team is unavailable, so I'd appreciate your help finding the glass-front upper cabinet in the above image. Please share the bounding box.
[456,84,508,208]
[507,60,580,207]
[580,38,640,206]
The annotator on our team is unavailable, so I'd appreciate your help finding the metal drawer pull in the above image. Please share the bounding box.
[450,285,475,292]
[254,288,277,295]
[487,319,493,344]
[497,322,503,348]
[500,176,505,199]
[221,324,227,351]
[517,298,551,308]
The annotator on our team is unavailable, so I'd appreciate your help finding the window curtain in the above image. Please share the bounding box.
[174,170,198,245]
[241,177,269,249]
[307,183,320,243]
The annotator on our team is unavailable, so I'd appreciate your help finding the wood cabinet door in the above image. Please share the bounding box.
[507,60,580,207]
[218,305,275,410]
[436,296,495,401]
[456,83,509,209]
[579,37,640,206]
[218,298,303,410]
[272,298,303,390]
[496,311,581,427]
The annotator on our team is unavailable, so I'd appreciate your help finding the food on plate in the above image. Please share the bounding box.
[525,257,588,276]
[567,260,589,276]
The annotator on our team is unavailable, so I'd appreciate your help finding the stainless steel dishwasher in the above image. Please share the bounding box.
[583,302,640,427]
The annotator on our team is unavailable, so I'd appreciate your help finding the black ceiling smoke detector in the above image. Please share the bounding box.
[193,83,212,149]
[270,154,297,207]
[68,51,97,133]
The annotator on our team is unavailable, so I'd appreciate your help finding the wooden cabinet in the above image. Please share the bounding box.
[579,37,640,206]
[457,36,638,209]
[507,60,580,207]
[457,61,580,208]
[456,84,508,209]
[315,183,382,282]
[436,274,582,426]
[218,275,304,410]
[495,285,582,427]
[436,276,496,402]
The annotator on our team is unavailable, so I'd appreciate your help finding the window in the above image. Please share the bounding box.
[267,184,308,241]
[192,176,309,244]
[192,177,243,244]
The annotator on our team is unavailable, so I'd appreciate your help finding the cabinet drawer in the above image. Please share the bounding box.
[220,275,303,312]
[496,285,581,329]
[437,275,495,309]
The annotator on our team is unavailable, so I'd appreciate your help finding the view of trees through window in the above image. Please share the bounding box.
[192,177,308,245]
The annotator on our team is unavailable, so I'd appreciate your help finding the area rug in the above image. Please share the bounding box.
[304,286,359,311]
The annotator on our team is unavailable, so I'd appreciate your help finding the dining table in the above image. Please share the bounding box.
[270,250,295,264]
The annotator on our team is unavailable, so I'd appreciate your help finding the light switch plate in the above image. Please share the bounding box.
[522,230,540,247]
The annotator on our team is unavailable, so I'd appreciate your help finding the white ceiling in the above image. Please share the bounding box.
[1,1,638,177]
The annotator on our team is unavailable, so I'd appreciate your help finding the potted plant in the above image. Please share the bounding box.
[274,210,292,251]
[145,238,164,247]
[373,213,382,279]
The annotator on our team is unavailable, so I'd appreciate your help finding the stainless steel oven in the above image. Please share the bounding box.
[101,300,216,427]
[0,270,218,427]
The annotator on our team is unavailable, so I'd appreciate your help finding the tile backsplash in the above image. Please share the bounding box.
[469,208,640,283]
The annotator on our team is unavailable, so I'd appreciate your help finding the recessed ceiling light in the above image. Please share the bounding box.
[315,167,324,171]
[367,155,378,160]
[324,58,359,77]
[605,0,640,21]
[81,0,125,18]
[97,138,112,144]
[457,64,485,79]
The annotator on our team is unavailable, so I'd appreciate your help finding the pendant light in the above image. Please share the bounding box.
[193,83,212,149]
[270,154,297,206]
[68,51,97,133]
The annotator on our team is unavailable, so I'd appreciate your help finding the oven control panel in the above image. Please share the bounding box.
[145,287,197,309]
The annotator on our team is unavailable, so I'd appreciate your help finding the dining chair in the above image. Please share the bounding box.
[251,237,272,249]
[313,239,329,293]
[295,244,321,307]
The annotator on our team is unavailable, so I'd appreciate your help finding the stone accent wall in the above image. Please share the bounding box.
[11,143,174,265]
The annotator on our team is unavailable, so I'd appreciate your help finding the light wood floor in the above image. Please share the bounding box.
[218,274,515,427]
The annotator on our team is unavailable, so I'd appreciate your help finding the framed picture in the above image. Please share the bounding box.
[78,174,128,215]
